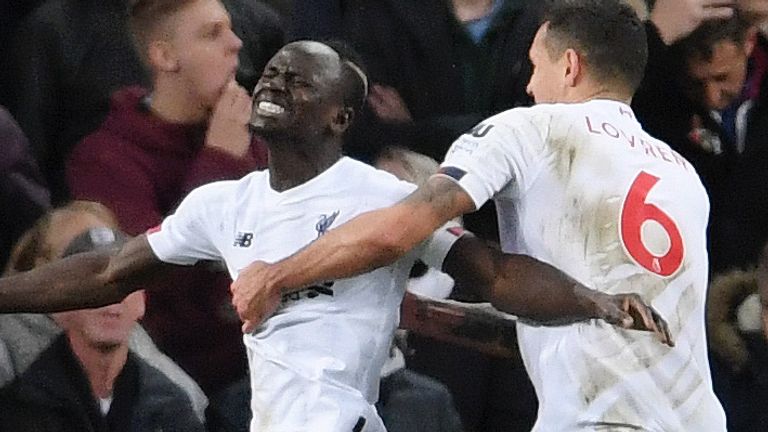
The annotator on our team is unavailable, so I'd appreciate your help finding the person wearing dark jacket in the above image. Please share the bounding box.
[5,0,283,203]
[633,0,766,272]
[0,223,204,432]
[0,106,50,271]
[0,337,203,432]
[336,0,541,166]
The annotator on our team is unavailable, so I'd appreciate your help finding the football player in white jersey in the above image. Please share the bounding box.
[231,1,727,430]
[0,40,669,431]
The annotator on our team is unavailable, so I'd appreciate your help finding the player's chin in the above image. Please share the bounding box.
[249,117,287,139]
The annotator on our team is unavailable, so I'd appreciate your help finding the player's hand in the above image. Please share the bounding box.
[593,291,674,347]
[368,84,412,124]
[231,260,282,333]
[206,78,253,158]
[651,0,735,45]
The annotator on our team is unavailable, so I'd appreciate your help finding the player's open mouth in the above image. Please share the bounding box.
[256,101,286,115]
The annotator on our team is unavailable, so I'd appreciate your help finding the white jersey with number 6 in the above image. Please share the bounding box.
[440,99,726,431]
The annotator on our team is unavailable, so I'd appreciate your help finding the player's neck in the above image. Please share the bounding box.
[568,85,632,105]
[66,335,128,399]
[268,141,342,192]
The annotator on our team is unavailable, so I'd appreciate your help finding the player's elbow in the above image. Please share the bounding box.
[360,206,425,264]
[370,230,414,265]
[485,254,537,317]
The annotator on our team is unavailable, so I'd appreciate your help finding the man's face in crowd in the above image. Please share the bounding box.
[685,39,753,111]
[527,24,568,104]
[165,0,242,108]
[48,215,145,352]
[56,292,145,352]
[249,42,346,141]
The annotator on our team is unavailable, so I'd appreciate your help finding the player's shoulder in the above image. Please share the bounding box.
[338,157,416,200]
[184,172,263,207]
[479,103,576,140]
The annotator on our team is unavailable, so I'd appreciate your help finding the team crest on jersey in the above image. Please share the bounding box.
[316,211,340,238]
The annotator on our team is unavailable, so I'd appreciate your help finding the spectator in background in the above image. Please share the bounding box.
[0,106,50,271]
[633,0,768,272]
[292,0,543,243]
[707,268,768,431]
[5,0,283,203]
[759,242,768,339]
[373,147,464,432]
[0,203,204,432]
[64,1,271,427]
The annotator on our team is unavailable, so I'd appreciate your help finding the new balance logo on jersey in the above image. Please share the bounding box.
[316,211,340,238]
[233,232,253,248]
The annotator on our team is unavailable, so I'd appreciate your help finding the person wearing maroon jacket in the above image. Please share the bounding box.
[65,1,267,427]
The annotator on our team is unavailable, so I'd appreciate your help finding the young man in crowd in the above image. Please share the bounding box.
[66,0,271,413]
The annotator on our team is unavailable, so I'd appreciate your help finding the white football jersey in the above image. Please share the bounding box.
[441,100,726,431]
[147,157,460,431]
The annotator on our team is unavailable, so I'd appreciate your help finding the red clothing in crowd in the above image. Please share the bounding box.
[66,86,268,394]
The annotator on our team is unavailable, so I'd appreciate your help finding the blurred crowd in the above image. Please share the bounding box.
[2,0,768,431]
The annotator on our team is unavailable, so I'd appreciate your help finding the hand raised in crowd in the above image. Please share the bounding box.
[231,260,282,333]
[651,0,735,44]
[205,79,253,158]
[368,84,413,124]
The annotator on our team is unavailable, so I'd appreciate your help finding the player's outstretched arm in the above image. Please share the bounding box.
[443,235,673,346]
[232,175,475,329]
[0,235,165,313]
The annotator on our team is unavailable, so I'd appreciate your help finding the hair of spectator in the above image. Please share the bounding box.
[675,12,752,62]
[321,39,369,113]
[62,228,126,258]
[4,201,118,275]
[541,0,648,93]
[127,0,199,67]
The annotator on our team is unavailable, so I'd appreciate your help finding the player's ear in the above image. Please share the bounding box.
[563,48,581,88]
[331,106,354,135]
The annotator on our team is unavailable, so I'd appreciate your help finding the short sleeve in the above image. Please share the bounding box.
[418,222,466,270]
[146,185,224,266]
[438,109,548,210]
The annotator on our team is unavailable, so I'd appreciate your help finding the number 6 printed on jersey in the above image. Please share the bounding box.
[620,171,684,277]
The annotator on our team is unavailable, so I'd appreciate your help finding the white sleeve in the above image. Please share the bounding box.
[146,186,223,266]
[438,109,548,210]
[418,222,466,270]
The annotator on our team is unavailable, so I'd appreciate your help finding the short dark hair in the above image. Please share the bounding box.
[542,0,648,92]
[127,0,200,66]
[674,13,752,62]
[322,39,369,113]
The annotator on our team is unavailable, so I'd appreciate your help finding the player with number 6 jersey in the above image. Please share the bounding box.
[442,98,720,430]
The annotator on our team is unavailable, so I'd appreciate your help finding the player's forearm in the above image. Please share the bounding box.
[489,254,600,326]
[0,252,129,313]
[272,206,426,292]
